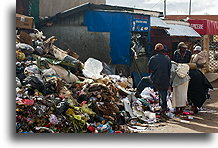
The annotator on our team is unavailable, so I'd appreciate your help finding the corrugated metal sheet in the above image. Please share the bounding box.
[151,17,169,29]
[165,24,201,37]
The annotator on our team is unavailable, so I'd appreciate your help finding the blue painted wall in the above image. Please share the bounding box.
[84,10,150,65]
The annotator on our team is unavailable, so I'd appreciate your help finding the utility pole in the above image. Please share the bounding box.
[189,0,192,15]
[164,0,166,17]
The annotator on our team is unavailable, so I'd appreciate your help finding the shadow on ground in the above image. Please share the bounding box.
[169,89,218,133]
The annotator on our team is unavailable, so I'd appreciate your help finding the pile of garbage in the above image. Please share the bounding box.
[16,29,170,133]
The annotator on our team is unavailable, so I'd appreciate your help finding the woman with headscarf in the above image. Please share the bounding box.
[190,46,208,73]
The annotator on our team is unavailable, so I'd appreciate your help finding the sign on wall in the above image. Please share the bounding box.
[132,15,150,32]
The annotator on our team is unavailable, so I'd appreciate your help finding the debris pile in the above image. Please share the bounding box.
[16,28,171,133]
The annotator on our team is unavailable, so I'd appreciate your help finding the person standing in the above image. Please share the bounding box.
[190,46,208,73]
[135,43,172,120]
[170,61,190,116]
[173,42,192,63]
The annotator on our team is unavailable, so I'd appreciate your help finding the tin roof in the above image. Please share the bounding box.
[165,24,201,37]
[37,3,163,27]
[151,17,169,29]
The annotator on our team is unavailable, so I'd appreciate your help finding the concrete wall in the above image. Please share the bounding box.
[41,25,111,63]
[39,0,106,17]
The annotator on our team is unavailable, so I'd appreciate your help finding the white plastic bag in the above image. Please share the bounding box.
[167,92,175,113]
[176,64,189,78]
[82,58,103,79]
[144,111,156,121]
[140,87,156,100]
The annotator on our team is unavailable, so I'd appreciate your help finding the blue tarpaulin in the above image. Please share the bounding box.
[85,11,150,65]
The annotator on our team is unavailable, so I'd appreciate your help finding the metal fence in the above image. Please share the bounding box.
[209,35,218,72]
[195,35,218,73]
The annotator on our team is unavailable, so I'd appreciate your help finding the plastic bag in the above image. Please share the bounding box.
[81,104,96,115]
[167,93,175,113]
[176,64,189,78]
[42,68,58,81]
[97,124,114,133]
[29,29,46,41]
[23,76,45,93]
[48,64,79,83]
[35,46,45,56]
[49,114,60,125]
[16,77,22,87]
[140,87,156,100]
[16,43,34,54]
[144,111,156,121]
[38,56,83,74]
[16,50,26,61]
[62,56,83,73]
[101,62,114,75]
[82,58,103,79]
[123,97,135,118]
[24,65,40,76]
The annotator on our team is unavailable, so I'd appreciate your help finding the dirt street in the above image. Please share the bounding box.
[139,80,218,133]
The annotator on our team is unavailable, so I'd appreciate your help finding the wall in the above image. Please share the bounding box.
[40,10,151,76]
[85,11,150,65]
[41,25,111,63]
[16,0,29,15]
[40,11,110,63]
[150,29,172,55]
[166,15,218,22]
[39,0,106,17]
[16,0,39,23]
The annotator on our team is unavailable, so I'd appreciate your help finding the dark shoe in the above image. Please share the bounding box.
[161,113,170,120]
[159,113,170,122]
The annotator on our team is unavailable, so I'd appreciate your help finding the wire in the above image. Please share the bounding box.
[151,0,163,9]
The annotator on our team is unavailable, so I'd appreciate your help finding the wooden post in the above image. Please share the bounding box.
[203,35,210,72]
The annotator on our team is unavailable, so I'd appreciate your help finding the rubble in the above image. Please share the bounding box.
[16,28,176,133]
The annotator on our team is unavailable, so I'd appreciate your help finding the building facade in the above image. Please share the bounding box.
[39,0,106,17]
[38,4,161,76]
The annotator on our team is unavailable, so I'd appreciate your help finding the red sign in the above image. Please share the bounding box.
[188,19,218,35]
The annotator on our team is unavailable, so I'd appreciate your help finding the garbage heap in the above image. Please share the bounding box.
[16,30,165,133]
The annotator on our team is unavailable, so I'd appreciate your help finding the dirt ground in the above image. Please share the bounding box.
[137,80,218,133]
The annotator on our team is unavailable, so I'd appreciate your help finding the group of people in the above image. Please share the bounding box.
[135,42,212,121]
